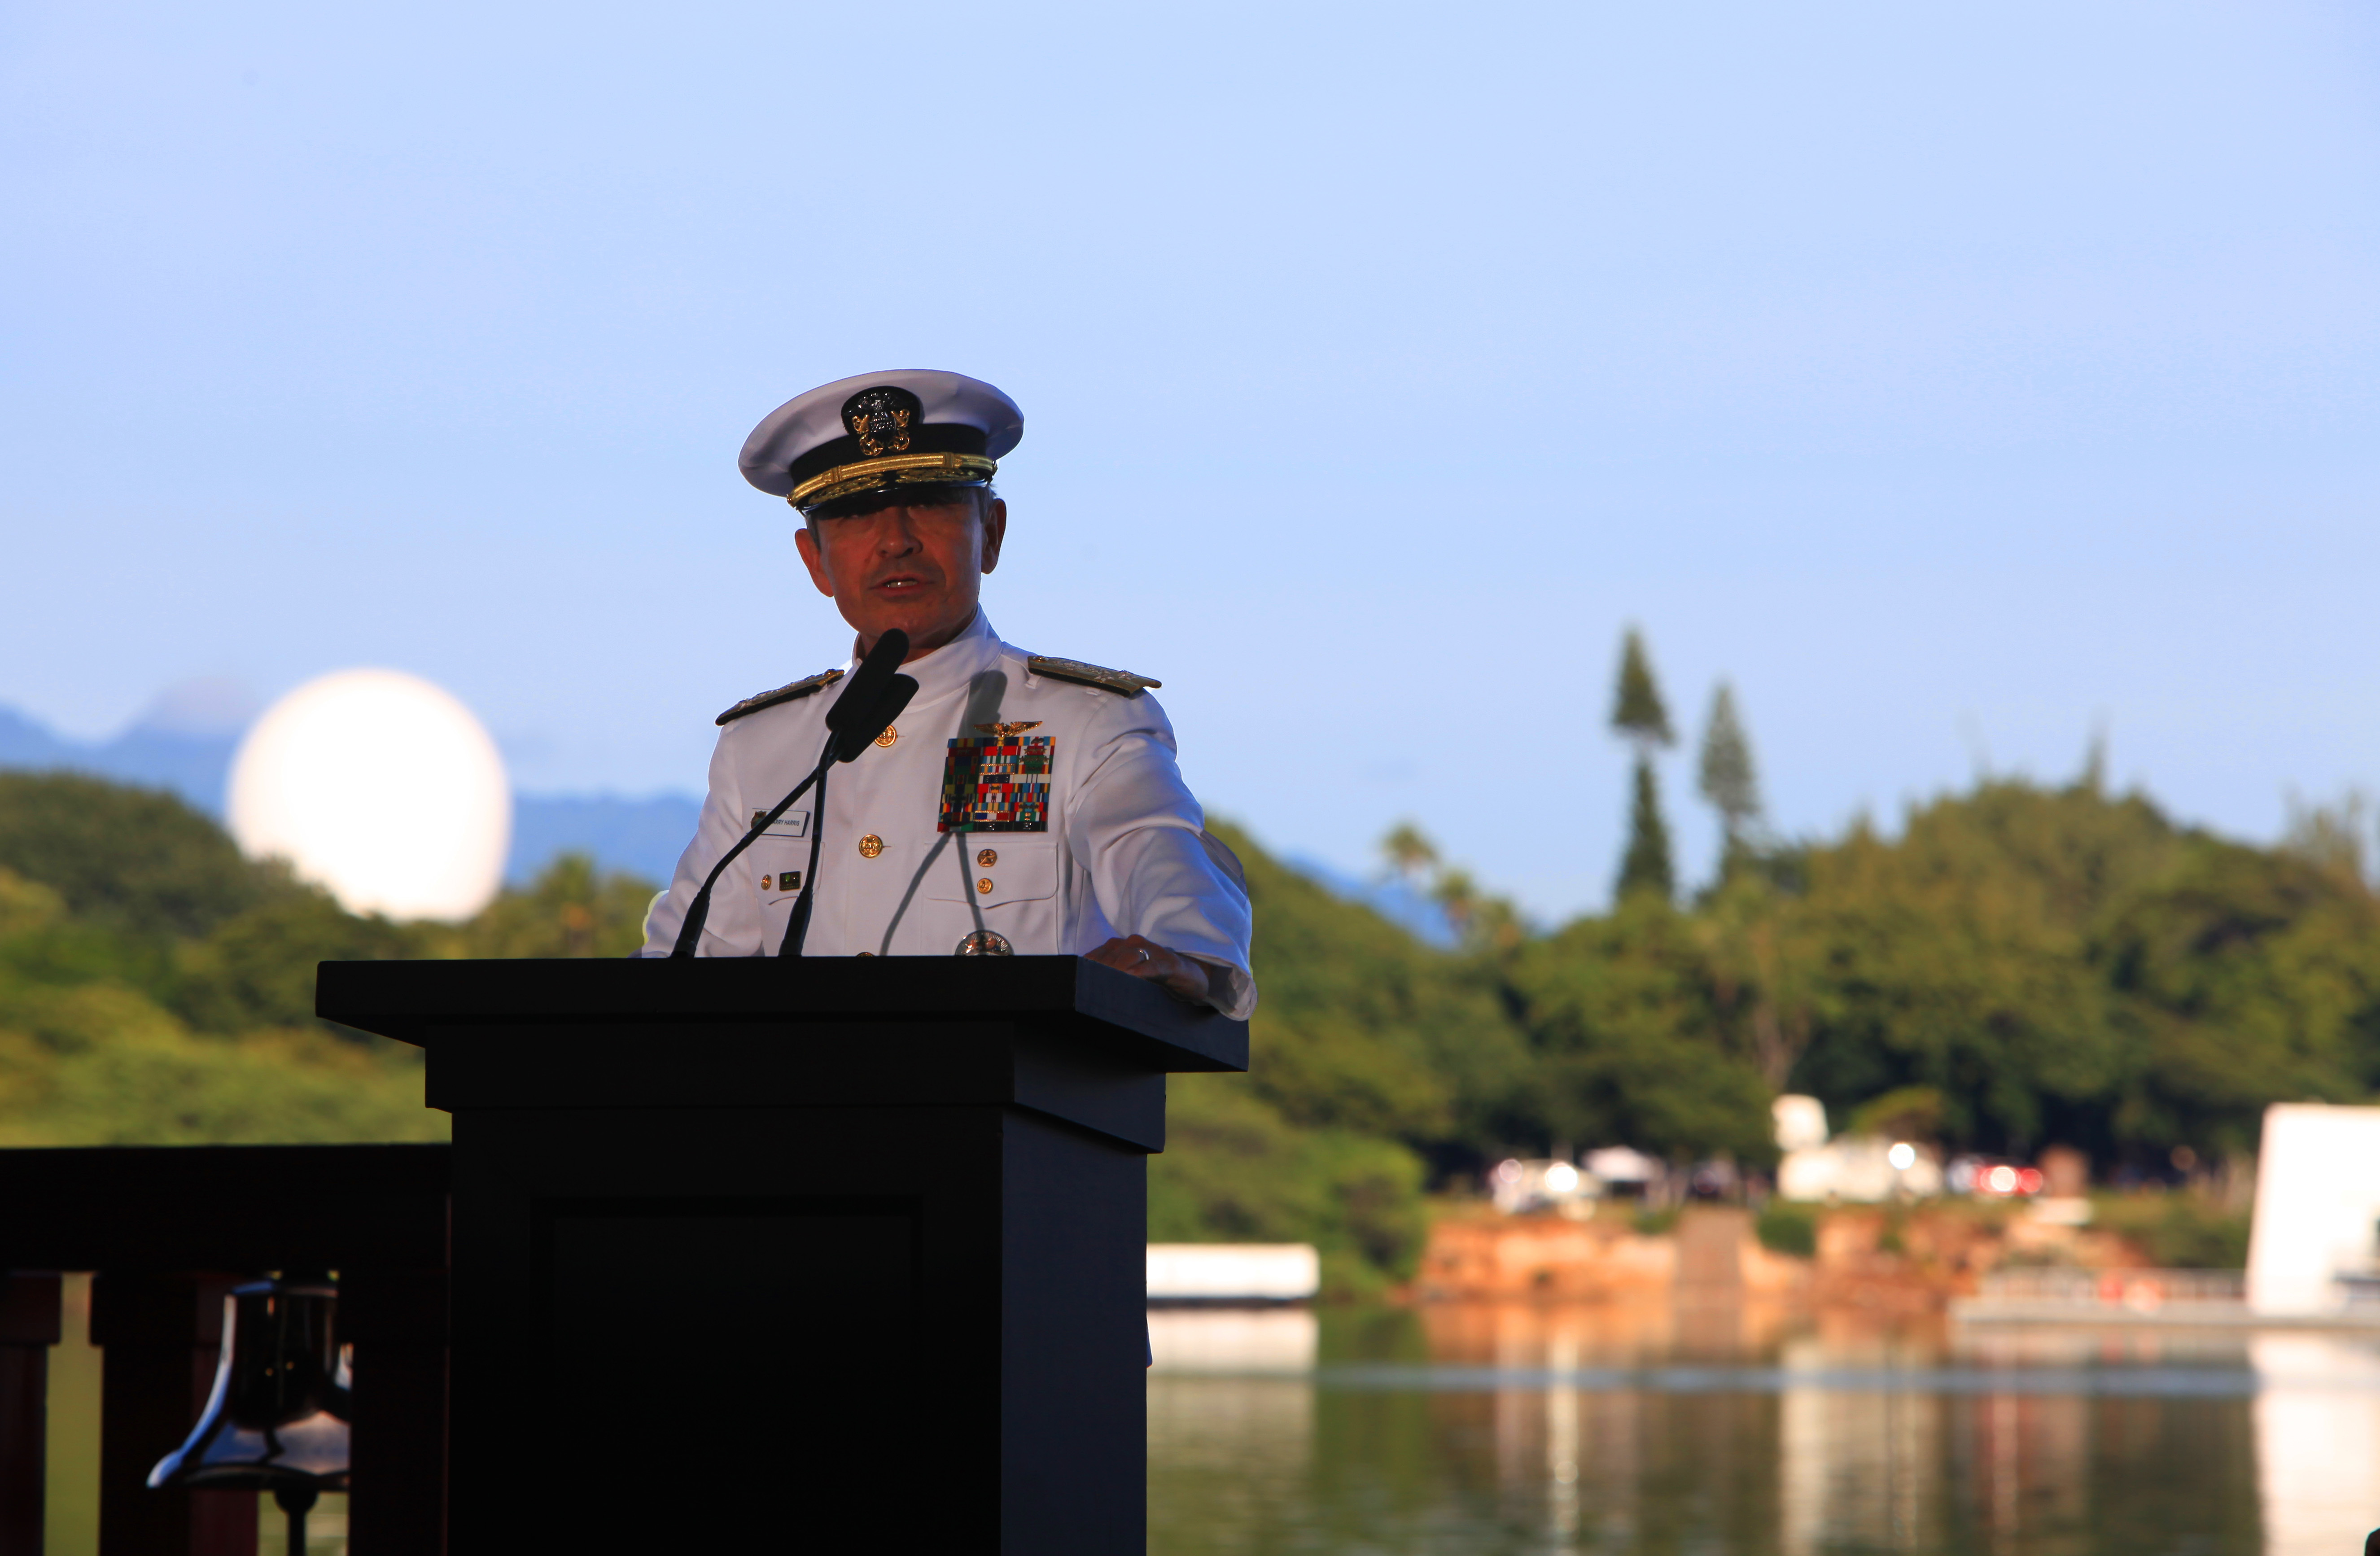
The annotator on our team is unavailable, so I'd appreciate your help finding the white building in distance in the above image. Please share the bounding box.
[2246,1103,2380,1315]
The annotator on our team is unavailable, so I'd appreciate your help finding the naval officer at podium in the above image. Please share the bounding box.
[642,370,1256,1019]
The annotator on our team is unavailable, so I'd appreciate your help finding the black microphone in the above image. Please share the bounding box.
[824,629,910,758]
[669,630,915,959]
[782,648,918,957]
[843,673,918,759]
[666,765,824,957]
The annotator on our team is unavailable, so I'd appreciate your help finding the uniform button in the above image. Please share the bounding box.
[760,874,771,891]
[875,726,898,748]
[857,951,875,957]
[976,877,993,895]
[976,848,998,868]
[858,835,885,858]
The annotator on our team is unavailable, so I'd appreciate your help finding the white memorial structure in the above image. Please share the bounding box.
[2245,1101,2380,1316]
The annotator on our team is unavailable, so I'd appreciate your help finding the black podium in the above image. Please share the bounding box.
[317,956,1247,1555]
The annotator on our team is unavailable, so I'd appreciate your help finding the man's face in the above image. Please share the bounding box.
[793,492,1007,661]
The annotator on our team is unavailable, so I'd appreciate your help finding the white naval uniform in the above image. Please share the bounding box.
[640,611,1256,1020]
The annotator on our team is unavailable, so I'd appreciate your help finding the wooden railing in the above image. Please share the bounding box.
[0,1144,451,1556]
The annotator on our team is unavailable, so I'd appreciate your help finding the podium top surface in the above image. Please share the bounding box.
[0,1142,451,1270]
[317,954,1248,1073]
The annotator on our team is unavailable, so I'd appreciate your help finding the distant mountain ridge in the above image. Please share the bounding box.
[0,704,241,813]
[1282,853,1457,947]
[0,699,1426,925]
[508,793,700,889]
[0,700,700,887]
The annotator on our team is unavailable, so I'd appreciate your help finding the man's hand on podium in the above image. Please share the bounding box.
[1086,935,1223,1009]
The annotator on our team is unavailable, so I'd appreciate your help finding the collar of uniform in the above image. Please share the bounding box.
[851,609,1006,711]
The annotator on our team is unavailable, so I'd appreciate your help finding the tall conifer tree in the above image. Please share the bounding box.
[1610,629,1673,749]
[1618,757,1675,901]
[1610,628,1676,901]
[1697,681,1763,877]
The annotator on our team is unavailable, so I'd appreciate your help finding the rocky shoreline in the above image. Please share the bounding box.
[1411,1203,2172,1311]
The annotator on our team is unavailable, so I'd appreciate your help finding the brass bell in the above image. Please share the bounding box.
[149,1275,351,1554]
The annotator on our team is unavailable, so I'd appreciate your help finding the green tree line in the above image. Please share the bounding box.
[0,771,652,1145]
[8,727,2380,1296]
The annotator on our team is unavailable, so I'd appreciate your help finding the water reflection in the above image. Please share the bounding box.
[2253,1335,2380,1556]
[1150,1302,2380,1555]
[1149,1307,1318,1374]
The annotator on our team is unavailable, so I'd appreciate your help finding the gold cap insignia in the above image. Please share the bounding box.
[844,385,917,458]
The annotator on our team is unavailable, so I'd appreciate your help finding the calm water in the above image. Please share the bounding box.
[1148,1303,2380,1556]
[38,1281,2380,1554]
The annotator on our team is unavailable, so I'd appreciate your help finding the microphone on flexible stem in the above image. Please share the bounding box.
[668,629,914,959]
[822,628,915,761]
[668,767,822,956]
[783,632,916,956]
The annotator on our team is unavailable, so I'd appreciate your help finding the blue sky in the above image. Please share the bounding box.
[5,1,2379,921]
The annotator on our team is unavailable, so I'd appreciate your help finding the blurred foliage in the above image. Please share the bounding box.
[1632,1206,1681,1237]
[1159,823,1519,1293]
[2090,1193,2254,1270]
[1499,898,1777,1163]
[1780,779,2380,1162]
[1610,628,1674,749]
[1149,1077,1427,1299]
[1697,682,1763,862]
[1615,757,1676,904]
[1612,632,1679,903]
[5,764,2376,1294]
[0,774,658,1148]
[455,853,658,958]
[173,878,424,1032]
[1847,1085,1948,1142]
[0,772,267,938]
[1754,1200,1819,1257]
[1187,774,2380,1290]
[1209,822,1526,1147]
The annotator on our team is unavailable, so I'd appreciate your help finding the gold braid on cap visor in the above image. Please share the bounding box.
[788,452,1000,510]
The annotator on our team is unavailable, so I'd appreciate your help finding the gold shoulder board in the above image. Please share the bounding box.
[716,667,844,726]
[1027,655,1162,698]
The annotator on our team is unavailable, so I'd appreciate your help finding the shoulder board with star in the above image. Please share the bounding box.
[1027,656,1162,698]
[715,668,844,726]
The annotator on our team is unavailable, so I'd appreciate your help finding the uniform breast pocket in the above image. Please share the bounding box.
[927,835,1058,913]
[751,839,810,905]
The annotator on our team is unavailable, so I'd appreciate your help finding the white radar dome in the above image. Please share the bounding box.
[228,669,512,921]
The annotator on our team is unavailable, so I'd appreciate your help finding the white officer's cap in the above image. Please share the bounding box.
[739,370,1024,513]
